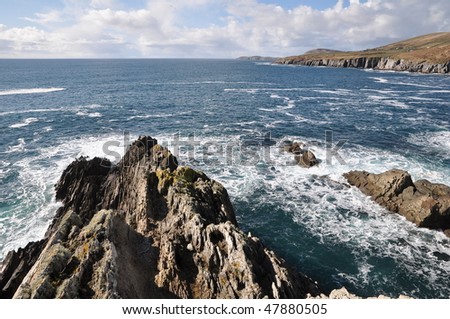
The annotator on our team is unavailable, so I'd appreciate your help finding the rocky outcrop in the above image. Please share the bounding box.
[0,240,46,298]
[282,141,318,168]
[344,169,450,235]
[275,56,450,74]
[295,151,318,168]
[0,136,320,299]
[309,287,411,299]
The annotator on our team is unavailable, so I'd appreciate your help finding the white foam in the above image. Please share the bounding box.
[383,99,410,109]
[314,89,352,96]
[9,117,39,128]
[159,133,450,296]
[370,77,388,83]
[369,77,441,89]
[5,138,26,153]
[409,96,443,102]
[408,131,450,156]
[127,111,192,121]
[0,108,62,116]
[0,104,107,117]
[259,108,276,112]
[76,111,102,118]
[0,133,134,259]
[0,88,65,96]
[145,81,274,86]
[420,90,450,94]
[224,88,310,93]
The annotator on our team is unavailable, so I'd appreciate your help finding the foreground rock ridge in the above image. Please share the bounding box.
[276,32,450,74]
[0,136,320,299]
[344,169,450,236]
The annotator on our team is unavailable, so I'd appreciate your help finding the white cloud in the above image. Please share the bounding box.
[23,10,64,25]
[0,0,449,58]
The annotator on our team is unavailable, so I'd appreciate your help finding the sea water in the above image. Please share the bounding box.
[0,59,449,298]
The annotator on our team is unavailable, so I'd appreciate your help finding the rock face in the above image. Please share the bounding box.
[295,151,318,168]
[0,136,320,299]
[275,56,450,74]
[344,169,450,234]
[282,141,318,168]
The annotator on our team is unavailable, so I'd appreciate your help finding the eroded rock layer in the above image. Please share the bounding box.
[0,136,320,299]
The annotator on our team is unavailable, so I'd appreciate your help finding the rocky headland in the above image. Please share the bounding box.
[275,32,450,74]
[0,136,320,299]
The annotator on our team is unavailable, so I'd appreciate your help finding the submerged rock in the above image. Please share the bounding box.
[1,136,320,299]
[344,169,450,235]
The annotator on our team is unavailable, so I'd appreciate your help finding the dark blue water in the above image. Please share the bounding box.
[1,59,449,298]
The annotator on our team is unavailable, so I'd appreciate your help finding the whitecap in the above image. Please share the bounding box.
[76,111,102,118]
[370,77,388,83]
[314,89,352,96]
[5,138,26,153]
[0,108,63,116]
[0,88,65,96]
[9,117,39,128]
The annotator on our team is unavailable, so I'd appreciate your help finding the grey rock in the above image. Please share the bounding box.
[1,136,320,299]
[275,56,450,74]
[295,151,318,168]
[344,169,450,234]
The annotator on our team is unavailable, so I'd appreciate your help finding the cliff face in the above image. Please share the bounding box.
[0,136,320,299]
[275,32,450,74]
[276,56,450,74]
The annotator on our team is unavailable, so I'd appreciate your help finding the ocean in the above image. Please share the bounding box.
[0,59,449,298]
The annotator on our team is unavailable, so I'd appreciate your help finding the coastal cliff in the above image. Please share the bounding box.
[276,56,450,74]
[0,136,320,299]
[276,32,450,74]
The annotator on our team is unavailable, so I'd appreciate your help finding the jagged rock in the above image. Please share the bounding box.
[295,151,318,168]
[282,141,303,154]
[1,136,320,299]
[309,287,411,299]
[0,240,46,298]
[282,141,318,168]
[344,169,450,234]
[54,156,111,225]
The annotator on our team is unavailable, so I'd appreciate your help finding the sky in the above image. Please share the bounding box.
[0,0,448,58]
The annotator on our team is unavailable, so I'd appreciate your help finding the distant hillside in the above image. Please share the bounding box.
[304,48,342,55]
[276,32,450,74]
[237,56,278,61]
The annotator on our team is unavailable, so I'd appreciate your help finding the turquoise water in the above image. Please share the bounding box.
[0,59,449,298]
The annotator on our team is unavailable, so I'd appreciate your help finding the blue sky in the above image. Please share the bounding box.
[0,0,448,58]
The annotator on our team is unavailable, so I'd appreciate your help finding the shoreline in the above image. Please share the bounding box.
[274,56,450,74]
